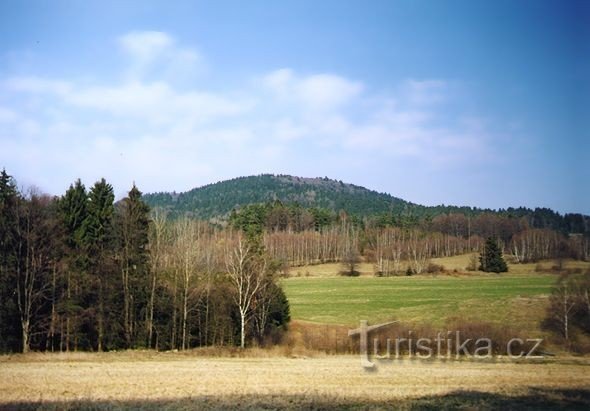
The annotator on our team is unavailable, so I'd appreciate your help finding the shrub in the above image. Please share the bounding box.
[534,263,546,273]
[340,269,360,277]
[466,254,479,271]
[426,263,444,274]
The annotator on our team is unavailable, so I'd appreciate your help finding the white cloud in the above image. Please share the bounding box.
[118,31,203,81]
[0,31,493,196]
[5,76,72,95]
[262,68,363,110]
[119,31,174,62]
[262,68,294,95]
[0,107,18,123]
[63,81,252,125]
[271,118,308,142]
[297,74,363,109]
[404,79,447,105]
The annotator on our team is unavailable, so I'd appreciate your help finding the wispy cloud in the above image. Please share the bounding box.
[0,30,493,197]
[403,79,447,105]
[118,30,204,82]
[262,68,364,110]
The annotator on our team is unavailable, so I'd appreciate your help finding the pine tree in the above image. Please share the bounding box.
[479,237,508,273]
[83,178,115,351]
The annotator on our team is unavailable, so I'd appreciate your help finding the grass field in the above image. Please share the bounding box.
[1,351,589,410]
[282,256,590,332]
[282,273,557,330]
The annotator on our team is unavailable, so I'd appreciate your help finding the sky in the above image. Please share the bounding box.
[0,0,588,214]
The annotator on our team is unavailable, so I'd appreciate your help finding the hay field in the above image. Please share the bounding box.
[289,255,590,278]
[1,351,589,409]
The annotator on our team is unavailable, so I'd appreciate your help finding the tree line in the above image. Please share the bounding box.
[232,203,589,273]
[0,170,289,353]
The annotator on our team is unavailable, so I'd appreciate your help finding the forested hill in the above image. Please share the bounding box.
[141,174,588,234]
[143,174,423,220]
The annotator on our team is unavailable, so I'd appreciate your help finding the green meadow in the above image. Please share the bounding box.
[282,273,557,331]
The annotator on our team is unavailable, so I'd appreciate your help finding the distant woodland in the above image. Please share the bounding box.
[0,170,588,353]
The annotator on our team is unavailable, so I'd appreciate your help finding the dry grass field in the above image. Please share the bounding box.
[0,351,589,410]
[288,255,590,278]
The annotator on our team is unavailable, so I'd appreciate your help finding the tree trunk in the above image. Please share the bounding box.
[564,293,569,340]
[98,276,104,352]
[22,320,30,354]
[46,263,57,352]
[66,271,71,352]
[182,273,188,350]
[147,268,157,348]
[240,310,246,349]
[171,268,178,349]
[122,264,131,348]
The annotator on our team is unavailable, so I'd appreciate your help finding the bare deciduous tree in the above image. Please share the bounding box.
[15,191,52,353]
[547,275,578,341]
[146,207,168,348]
[174,217,203,350]
[225,233,268,348]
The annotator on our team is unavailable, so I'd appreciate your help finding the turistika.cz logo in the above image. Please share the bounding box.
[348,320,544,369]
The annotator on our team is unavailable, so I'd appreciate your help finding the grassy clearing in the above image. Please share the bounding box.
[0,352,589,410]
[282,271,557,330]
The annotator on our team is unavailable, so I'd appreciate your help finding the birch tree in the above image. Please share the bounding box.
[547,275,577,341]
[225,233,267,348]
[147,207,167,348]
[173,217,203,350]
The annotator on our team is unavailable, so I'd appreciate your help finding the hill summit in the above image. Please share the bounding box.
[141,174,422,220]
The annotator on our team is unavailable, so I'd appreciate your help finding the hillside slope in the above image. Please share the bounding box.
[142,174,424,220]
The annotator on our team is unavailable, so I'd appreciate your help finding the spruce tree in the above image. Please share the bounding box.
[117,183,150,348]
[57,179,89,351]
[60,179,88,248]
[0,169,21,351]
[83,178,115,351]
[479,237,508,273]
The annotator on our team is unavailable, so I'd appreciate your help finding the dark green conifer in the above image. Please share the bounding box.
[479,237,508,273]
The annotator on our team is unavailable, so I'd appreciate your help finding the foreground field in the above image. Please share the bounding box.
[1,352,589,410]
[282,273,556,330]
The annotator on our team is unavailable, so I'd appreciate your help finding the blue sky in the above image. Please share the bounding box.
[0,0,588,213]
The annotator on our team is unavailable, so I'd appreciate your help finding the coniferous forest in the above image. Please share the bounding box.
[0,169,588,353]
